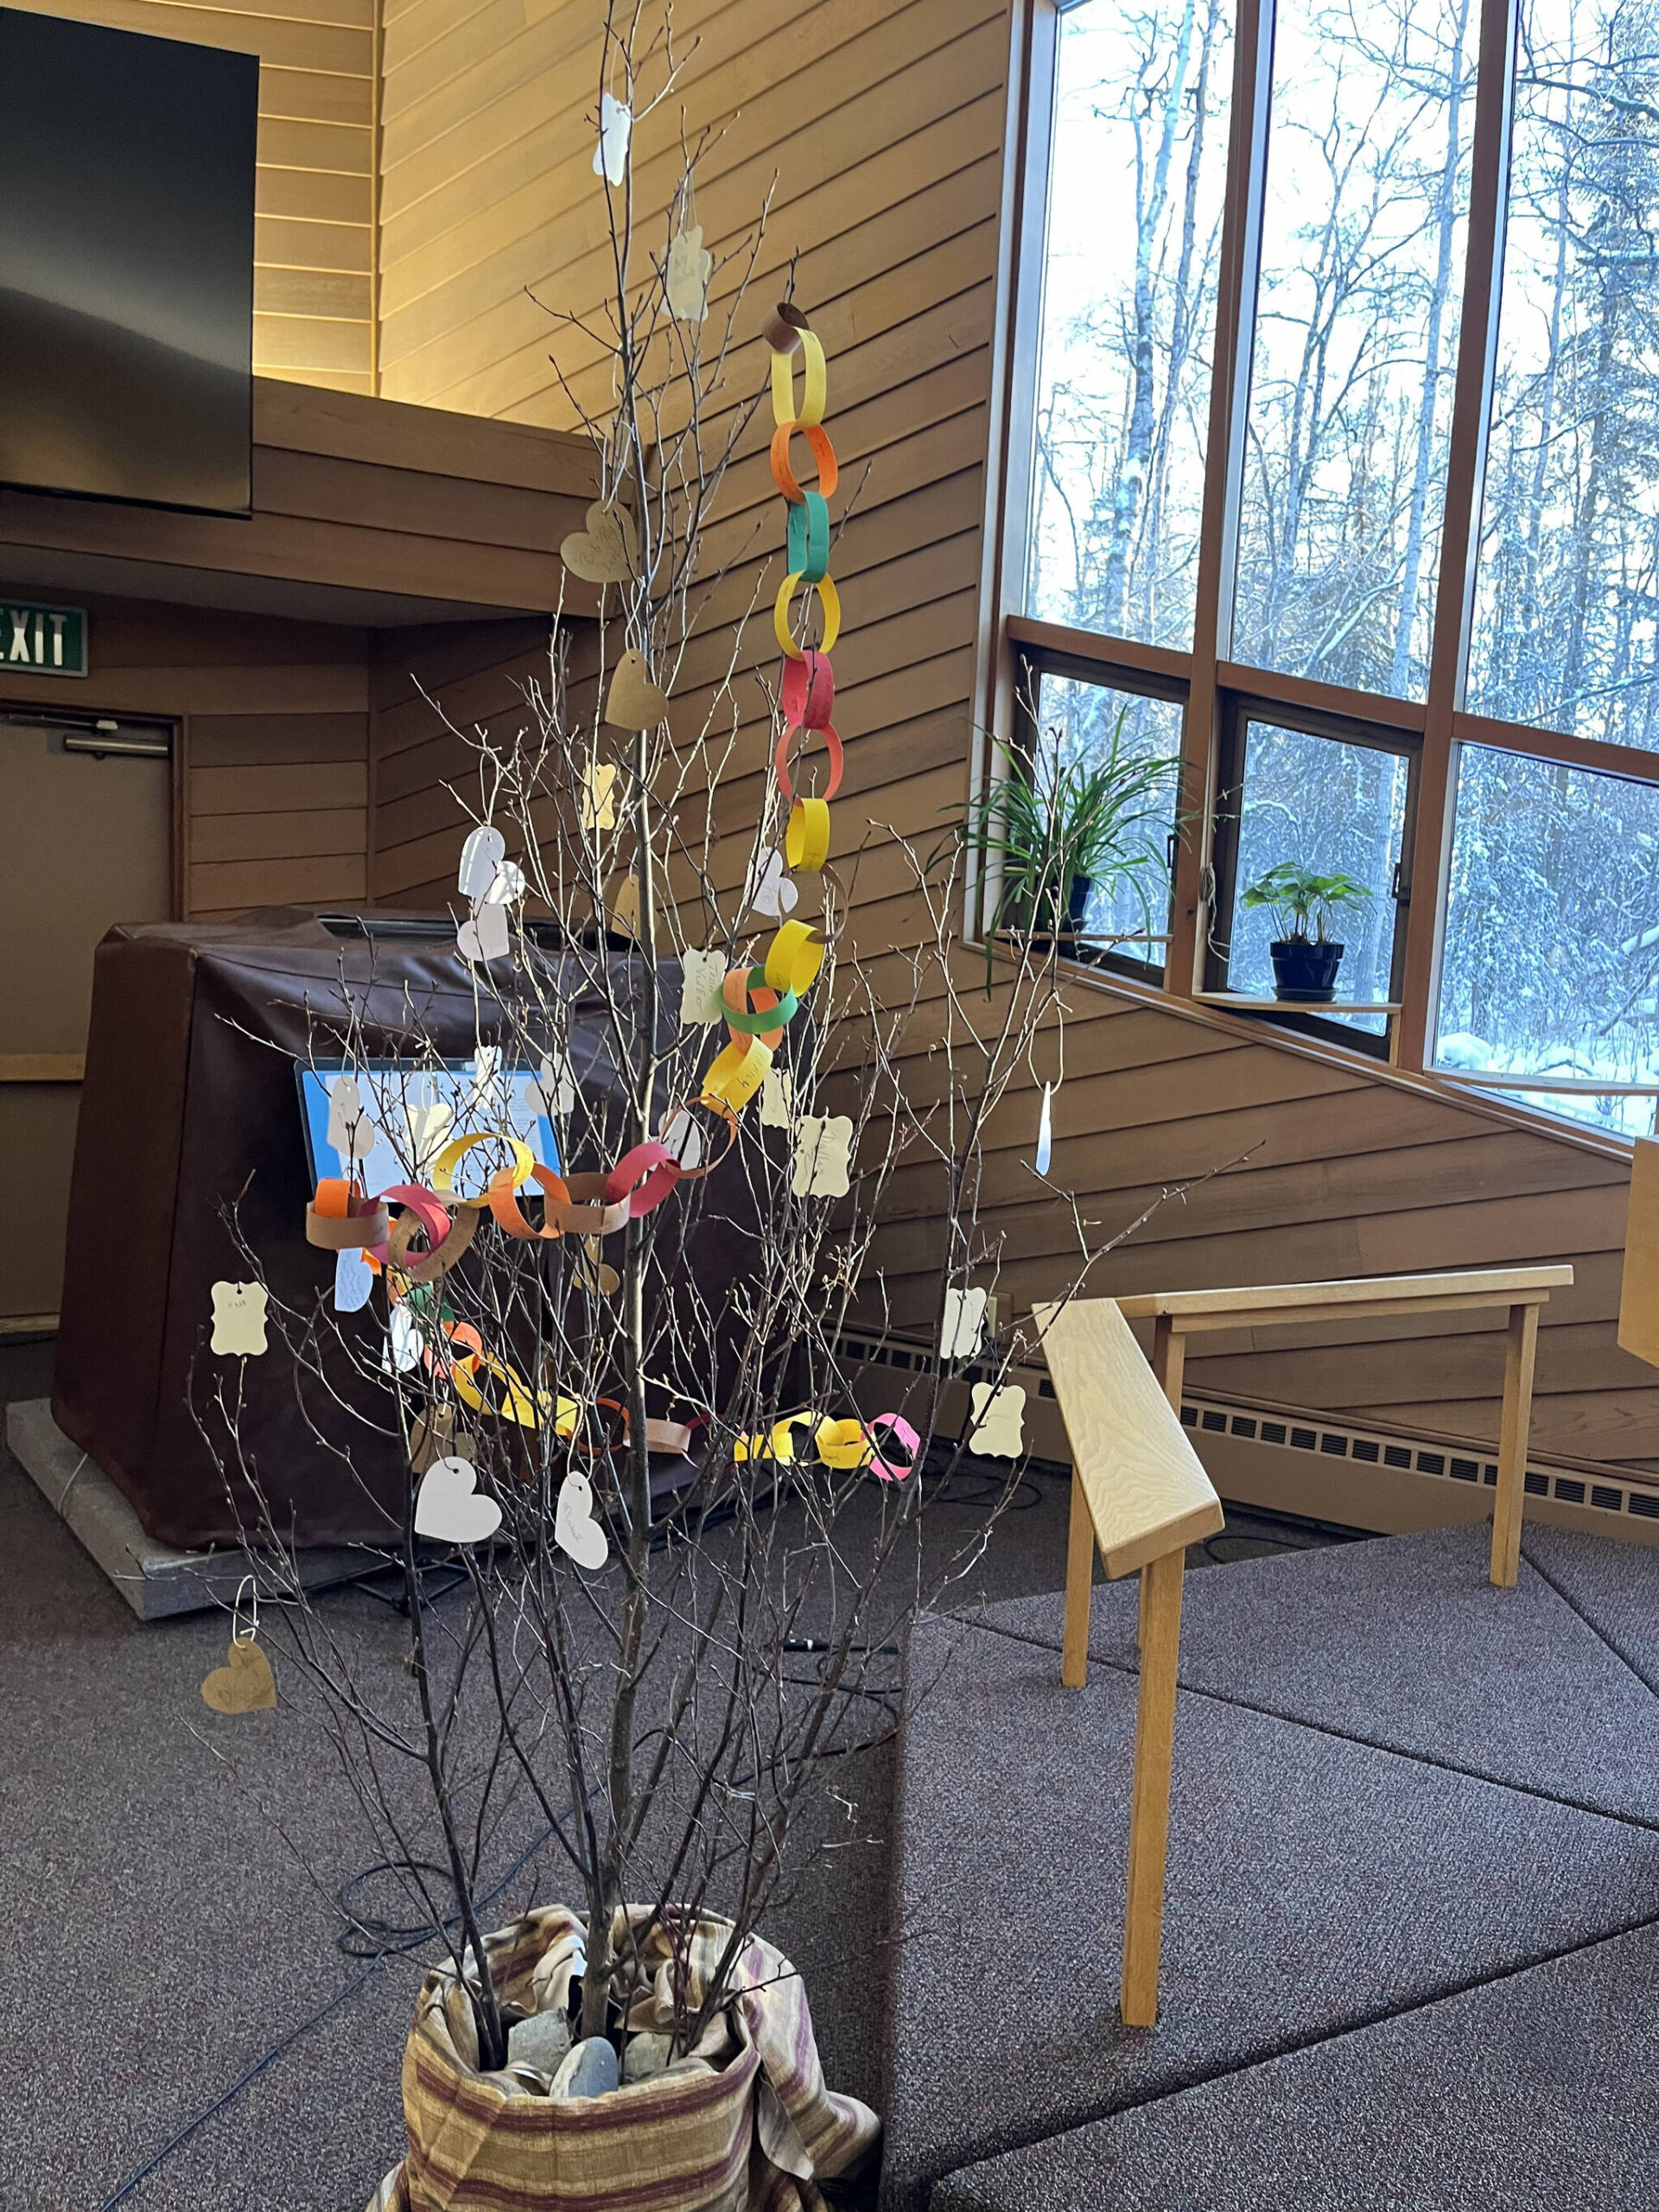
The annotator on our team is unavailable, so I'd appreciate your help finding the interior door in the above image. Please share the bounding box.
[0,717,173,1325]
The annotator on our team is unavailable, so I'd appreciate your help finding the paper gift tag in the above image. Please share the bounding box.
[458,823,505,899]
[594,92,631,186]
[414,1456,502,1545]
[555,1469,608,1569]
[210,1281,268,1357]
[759,1064,792,1128]
[968,1382,1027,1459]
[791,1114,853,1198]
[200,1635,277,1713]
[608,874,641,940]
[1035,1082,1053,1176]
[580,760,618,831]
[666,224,712,321]
[941,1286,988,1362]
[679,947,726,1027]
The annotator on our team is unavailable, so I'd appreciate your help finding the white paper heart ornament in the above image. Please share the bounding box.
[483,859,525,906]
[746,848,798,920]
[334,1246,373,1313]
[414,1456,503,1545]
[383,1306,425,1375]
[458,900,511,964]
[594,92,632,187]
[555,1470,608,1570]
[458,824,506,899]
[326,1075,379,1166]
[210,1281,268,1357]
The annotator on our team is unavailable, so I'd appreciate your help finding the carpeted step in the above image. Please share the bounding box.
[1522,1522,1659,1693]
[881,1605,1659,2209]
[930,1916,1659,2212]
[971,1522,1659,1826]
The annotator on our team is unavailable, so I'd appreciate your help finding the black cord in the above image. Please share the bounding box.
[96,1811,576,2210]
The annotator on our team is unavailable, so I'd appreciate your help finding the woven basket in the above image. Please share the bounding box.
[366,1906,879,2212]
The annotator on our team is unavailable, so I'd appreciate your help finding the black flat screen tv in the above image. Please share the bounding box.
[0,10,257,515]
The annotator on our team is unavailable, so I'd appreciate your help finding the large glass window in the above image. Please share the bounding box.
[1214,719,1413,1037]
[1231,0,1478,698]
[1023,0,1234,650]
[1434,744,1659,1129]
[1467,0,1659,749]
[1008,0,1659,1122]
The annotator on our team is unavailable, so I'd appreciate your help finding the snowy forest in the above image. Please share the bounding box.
[1025,0,1659,1128]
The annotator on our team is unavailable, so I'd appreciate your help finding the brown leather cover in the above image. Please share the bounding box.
[52,911,768,1548]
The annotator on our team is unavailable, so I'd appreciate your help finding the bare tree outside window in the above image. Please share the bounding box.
[1469,0,1659,751]
[1024,0,1233,652]
[1232,0,1478,701]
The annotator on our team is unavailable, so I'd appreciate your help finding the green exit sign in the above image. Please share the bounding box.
[2,599,86,677]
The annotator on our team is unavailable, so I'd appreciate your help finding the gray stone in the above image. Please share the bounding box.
[507,2008,572,2076]
[551,2035,620,2100]
[622,2031,674,2082]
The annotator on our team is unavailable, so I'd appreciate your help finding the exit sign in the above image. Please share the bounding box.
[2,600,86,677]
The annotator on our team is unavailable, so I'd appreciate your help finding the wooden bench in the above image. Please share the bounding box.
[1033,1262,1571,2031]
[1033,1296,1224,2028]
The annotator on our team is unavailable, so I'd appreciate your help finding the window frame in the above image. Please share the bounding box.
[985,0,1659,1135]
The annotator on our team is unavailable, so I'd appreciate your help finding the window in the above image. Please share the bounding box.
[1020,665,1184,976]
[1435,744,1659,1130]
[1023,0,1234,649]
[1001,0,1659,1123]
[1232,0,1478,699]
[1468,0,1659,748]
[1211,718,1413,1037]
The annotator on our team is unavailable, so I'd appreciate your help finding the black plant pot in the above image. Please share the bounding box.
[1268,938,1344,1003]
[1030,872,1093,950]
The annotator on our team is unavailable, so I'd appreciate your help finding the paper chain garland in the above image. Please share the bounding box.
[300,305,919,1490]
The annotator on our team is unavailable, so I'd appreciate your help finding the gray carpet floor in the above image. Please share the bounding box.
[885,1524,1659,2211]
[2,1338,1338,2212]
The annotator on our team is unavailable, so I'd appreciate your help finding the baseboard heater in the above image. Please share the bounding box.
[836,1330,1659,1547]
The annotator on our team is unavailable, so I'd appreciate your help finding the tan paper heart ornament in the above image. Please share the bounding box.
[200,1636,277,1714]
[559,500,638,585]
[603,649,670,730]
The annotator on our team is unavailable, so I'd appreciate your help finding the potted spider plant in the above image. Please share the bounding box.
[1240,861,1372,1002]
[938,711,1179,986]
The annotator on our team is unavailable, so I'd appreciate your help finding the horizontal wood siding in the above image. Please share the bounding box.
[10,0,377,391]
[368,0,1656,1478]
[0,594,368,918]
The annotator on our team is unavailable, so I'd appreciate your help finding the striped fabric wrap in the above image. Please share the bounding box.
[365,1906,880,2212]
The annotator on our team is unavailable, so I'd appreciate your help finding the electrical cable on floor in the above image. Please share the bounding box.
[95,1811,574,2210]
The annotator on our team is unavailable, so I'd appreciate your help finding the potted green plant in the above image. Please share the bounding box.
[938,710,1179,984]
[1240,861,1372,1002]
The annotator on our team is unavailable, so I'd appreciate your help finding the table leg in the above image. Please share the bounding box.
[1490,1300,1539,1589]
[1121,1544,1185,2028]
[1141,1322,1187,1649]
[1062,1470,1095,1688]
